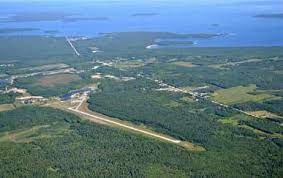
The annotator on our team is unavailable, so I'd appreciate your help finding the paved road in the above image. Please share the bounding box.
[66,37,80,56]
[68,107,181,144]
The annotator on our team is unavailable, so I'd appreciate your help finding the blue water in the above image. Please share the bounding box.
[0,0,283,47]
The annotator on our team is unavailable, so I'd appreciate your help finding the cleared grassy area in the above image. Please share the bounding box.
[218,112,283,139]
[19,63,69,72]
[0,123,69,143]
[114,60,145,69]
[247,111,283,119]
[173,61,198,68]
[218,118,239,126]
[180,96,195,103]
[163,100,182,108]
[0,104,15,112]
[34,74,81,87]
[212,84,276,105]
[208,59,262,69]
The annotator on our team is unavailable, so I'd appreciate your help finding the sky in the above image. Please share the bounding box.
[0,0,276,2]
[0,0,281,6]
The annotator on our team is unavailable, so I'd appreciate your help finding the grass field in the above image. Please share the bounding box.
[208,58,262,69]
[19,63,69,72]
[114,60,145,69]
[247,110,283,119]
[173,61,198,68]
[33,74,81,87]
[0,104,15,112]
[0,123,69,143]
[212,84,276,105]
[218,118,239,126]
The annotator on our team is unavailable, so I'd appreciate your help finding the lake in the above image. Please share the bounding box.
[0,0,282,47]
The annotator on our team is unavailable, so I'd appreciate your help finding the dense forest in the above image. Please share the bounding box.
[0,93,19,104]
[0,107,282,177]
[87,78,282,176]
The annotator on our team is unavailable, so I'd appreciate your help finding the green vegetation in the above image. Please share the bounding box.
[0,93,20,104]
[218,118,239,126]
[33,74,81,87]
[234,99,283,118]
[0,104,15,112]
[0,107,282,177]
[15,73,91,97]
[212,84,277,105]
[88,78,216,143]
[173,61,198,68]
[114,60,145,69]
[74,32,224,59]
[87,79,283,176]
[0,36,80,65]
[0,33,282,176]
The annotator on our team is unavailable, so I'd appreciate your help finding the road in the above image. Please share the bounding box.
[75,95,87,110]
[66,37,80,56]
[68,101,181,144]
[149,78,265,120]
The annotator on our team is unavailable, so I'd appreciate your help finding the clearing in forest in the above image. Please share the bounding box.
[0,104,15,112]
[212,84,276,105]
[0,124,69,143]
[247,110,283,119]
[173,61,198,68]
[115,60,145,69]
[34,74,81,87]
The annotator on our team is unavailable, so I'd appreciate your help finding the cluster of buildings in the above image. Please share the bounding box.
[60,88,94,101]
[16,96,48,105]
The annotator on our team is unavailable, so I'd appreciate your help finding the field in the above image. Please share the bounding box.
[33,74,81,87]
[247,110,283,119]
[0,104,15,112]
[114,60,145,69]
[15,73,91,97]
[211,84,277,105]
[0,125,58,143]
[172,61,198,68]
[19,63,69,73]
